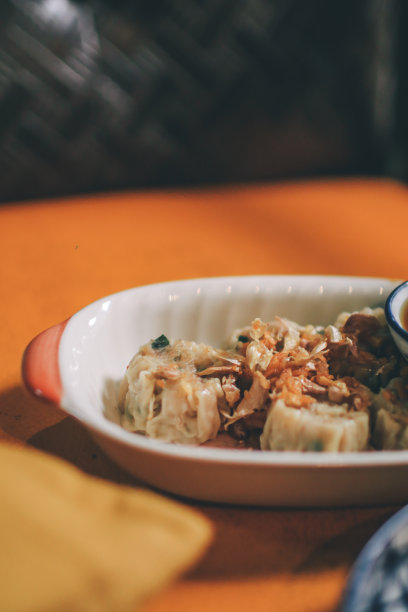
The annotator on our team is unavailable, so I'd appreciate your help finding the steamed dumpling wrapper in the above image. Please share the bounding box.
[0,442,212,612]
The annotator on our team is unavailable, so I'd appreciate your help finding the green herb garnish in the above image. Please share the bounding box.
[151,334,170,349]
[238,335,250,343]
[309,440,323,452]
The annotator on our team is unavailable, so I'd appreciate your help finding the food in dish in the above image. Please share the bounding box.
[371,378,408,449]
[402,301,408,331]
[118,307,408,452]
[118,336,243,445]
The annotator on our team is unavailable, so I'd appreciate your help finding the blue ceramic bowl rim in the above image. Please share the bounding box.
[341,504,408,611]
[385,280,408,343]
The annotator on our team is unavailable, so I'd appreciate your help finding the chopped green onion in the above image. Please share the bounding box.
[309,440,323,452]
[151,334,170,349]
[238,335,249,343]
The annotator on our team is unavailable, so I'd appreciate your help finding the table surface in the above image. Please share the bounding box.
[1,177,408,612]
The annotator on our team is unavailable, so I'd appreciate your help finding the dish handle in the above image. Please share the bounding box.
[21,320,69,405]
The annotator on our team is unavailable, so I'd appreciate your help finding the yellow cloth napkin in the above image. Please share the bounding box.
[0,442,212,612]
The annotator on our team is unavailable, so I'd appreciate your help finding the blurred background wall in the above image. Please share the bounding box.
[0,0,407,202]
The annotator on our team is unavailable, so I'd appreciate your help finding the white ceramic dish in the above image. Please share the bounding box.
[22,275,408,507]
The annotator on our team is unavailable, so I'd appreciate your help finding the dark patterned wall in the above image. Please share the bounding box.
[0,0,404,202]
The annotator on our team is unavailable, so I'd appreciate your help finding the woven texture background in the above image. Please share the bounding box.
[0,0,404,202]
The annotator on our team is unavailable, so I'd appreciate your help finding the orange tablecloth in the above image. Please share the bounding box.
[1,177,408,611]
